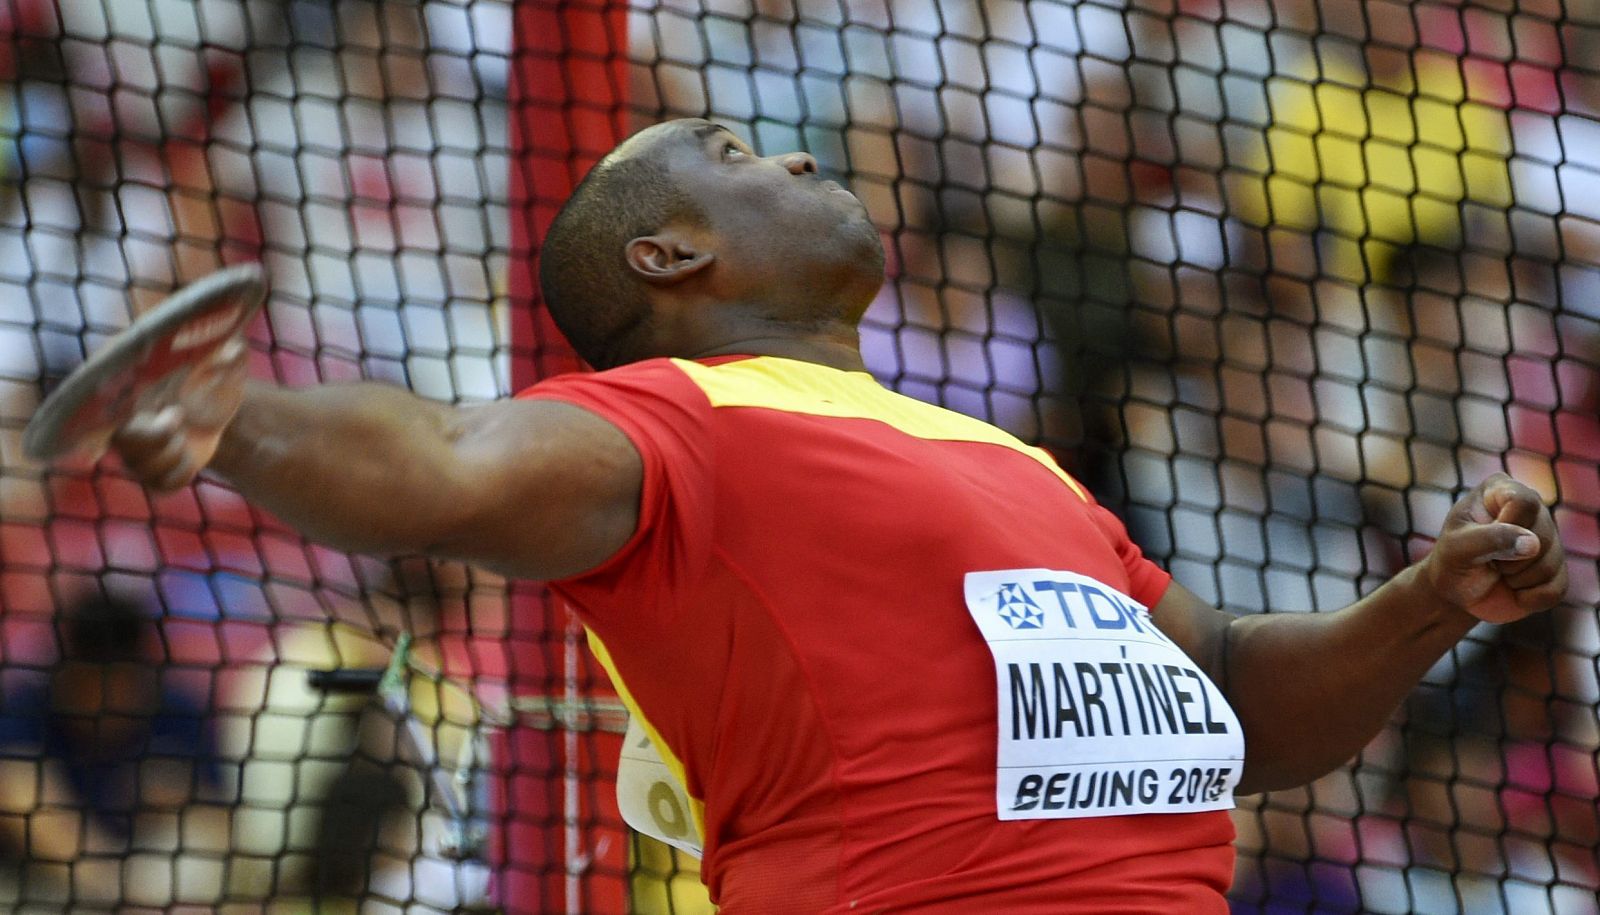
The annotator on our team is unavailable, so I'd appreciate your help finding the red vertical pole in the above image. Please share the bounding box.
[499,2,631,912]
[508,0,630,390]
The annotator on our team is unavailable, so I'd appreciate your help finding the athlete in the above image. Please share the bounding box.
[105,119,1568,913]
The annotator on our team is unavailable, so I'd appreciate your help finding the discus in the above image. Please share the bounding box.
[22,264,267,462]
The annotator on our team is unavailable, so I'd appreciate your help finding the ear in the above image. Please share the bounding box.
[625,233,716,285]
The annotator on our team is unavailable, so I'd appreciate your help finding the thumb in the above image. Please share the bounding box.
[1437,521,1541,567]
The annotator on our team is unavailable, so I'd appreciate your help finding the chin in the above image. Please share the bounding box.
[839,241,887,317]
[839,211,886,267]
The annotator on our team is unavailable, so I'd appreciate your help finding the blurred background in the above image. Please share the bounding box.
[0,0,1595,912]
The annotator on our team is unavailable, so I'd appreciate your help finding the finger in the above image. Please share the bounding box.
[124,424,189,479]
[210,335,248,368]
[1465,495,1495,525]
[121,432,193,490]
[111,406,184,460]
[112,406,199,488]
[154,450,200,492]
[1515,567,1569,612]
[1484,475,1544,530]
[1437,521,1541,567]
[1497,502,1560,580]
[1502,544,1565,590]
[1449,477,1499,526]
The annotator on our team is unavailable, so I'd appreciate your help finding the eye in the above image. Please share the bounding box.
[722,142,746,161]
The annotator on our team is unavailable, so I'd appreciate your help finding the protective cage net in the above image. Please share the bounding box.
[0,0,1596,913]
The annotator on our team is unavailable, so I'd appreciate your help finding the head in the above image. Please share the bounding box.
[539,119,885,369]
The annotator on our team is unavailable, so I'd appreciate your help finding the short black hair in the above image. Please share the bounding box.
[539,149,707,369]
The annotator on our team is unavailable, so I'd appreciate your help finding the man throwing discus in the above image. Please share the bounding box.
[102,119,1567,913]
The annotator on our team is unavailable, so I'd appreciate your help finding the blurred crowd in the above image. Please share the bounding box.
[0,0,1595,912]
[0,0,509,910]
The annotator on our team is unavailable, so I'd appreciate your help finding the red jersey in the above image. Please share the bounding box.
[521,355,1241,913]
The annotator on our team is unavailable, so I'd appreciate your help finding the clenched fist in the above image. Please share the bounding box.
[1419,473,1568,623]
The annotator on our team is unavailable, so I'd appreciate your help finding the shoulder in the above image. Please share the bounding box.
[515,358,720,459]
[517,358,710,405]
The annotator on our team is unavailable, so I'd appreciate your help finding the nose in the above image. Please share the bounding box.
[778,152,818,175]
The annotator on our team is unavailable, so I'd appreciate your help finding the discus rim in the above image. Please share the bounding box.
[22,263,268,462]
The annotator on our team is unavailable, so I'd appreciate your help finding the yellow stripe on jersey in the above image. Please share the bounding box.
[672,356,1089,501]
[586,627,709,841]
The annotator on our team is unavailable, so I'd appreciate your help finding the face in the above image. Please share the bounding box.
[631,119,886,321]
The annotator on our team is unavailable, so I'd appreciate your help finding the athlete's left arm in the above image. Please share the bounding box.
[1147,473,1567,795]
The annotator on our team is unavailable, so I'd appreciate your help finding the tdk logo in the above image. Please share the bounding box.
[995,582,1044,629]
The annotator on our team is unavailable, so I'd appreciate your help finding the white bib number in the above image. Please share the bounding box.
[964,569,1245,820]
[617,716,704,857]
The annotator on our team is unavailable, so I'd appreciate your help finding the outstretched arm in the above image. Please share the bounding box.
[112,376,642,582]
[1149,474,1568,795]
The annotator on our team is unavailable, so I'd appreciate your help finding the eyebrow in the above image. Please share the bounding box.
[692,122,736,143]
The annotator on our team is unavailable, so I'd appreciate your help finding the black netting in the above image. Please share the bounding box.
[0,0,1596,912]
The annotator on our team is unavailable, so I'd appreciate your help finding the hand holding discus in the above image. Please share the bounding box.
[23,264,266,491]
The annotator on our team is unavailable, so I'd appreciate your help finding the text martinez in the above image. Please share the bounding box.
[1008,660,1229,741]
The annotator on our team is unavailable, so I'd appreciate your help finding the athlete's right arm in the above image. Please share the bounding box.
[111,380,643,581]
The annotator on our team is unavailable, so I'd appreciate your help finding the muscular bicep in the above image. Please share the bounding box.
[1147,580,1235,690]
[433,399,643,581]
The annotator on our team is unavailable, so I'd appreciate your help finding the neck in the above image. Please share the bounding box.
[679,319,867,373]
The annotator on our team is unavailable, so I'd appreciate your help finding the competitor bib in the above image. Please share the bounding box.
[964,569,1245,820]
[617,716,704,857]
